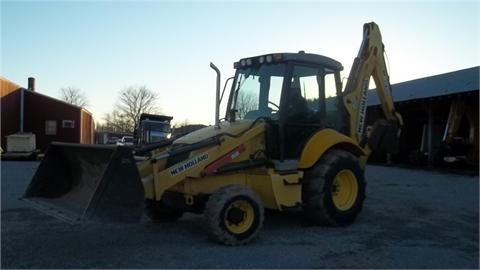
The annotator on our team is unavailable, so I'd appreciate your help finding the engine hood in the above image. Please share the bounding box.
[173,120,254,145]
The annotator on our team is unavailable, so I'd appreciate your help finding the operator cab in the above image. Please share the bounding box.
[227,51,345,160]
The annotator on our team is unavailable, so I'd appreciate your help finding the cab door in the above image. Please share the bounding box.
[278,64,328,159]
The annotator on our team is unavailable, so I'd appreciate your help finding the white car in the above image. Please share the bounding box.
[116,136,134,146]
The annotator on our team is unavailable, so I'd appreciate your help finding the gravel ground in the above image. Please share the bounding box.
[1,161,478,269]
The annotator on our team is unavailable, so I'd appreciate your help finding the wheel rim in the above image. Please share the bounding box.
[331,169,358,211]
[224,200,255,234]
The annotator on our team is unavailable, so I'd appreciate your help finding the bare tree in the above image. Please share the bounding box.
[59,87,88,107]
[173,119,190,129]
[236,91,258,119]
[103,111,131,133]
[104,86,159,133]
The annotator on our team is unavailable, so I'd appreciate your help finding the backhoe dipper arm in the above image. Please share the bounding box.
[342,22,403,156]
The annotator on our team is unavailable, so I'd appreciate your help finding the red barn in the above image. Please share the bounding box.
[1,77,94,152]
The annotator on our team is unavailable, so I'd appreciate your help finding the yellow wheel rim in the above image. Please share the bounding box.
[224,200,255,234]
[331,169,358,211]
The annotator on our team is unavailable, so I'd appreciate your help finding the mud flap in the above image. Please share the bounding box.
[22,142,145,223]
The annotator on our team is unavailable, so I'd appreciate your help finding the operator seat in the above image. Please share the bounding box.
[283,84,313,158]
[286,85,309,121]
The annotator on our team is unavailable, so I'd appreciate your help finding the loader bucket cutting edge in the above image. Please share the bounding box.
[22,142,145,223]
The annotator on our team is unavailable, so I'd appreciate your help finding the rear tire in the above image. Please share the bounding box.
[144,199,183,222]
[302,149,366,226]
[204,185,264,246]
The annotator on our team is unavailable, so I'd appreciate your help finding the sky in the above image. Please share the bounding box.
[1,0,479,126]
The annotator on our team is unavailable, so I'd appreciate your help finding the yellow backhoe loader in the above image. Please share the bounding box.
[23,22,402,245]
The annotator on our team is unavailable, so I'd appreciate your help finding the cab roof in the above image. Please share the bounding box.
[235,51,343,71]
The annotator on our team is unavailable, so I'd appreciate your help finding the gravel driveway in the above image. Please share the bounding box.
[1,161,478,268]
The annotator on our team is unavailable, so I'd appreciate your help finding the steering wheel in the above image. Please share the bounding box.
[268,101,280,110]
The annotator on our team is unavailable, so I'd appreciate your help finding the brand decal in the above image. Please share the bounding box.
[356,79,369,138]
[170,153,209,177]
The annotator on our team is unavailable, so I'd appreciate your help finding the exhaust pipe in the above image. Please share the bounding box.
[210,62,221,129]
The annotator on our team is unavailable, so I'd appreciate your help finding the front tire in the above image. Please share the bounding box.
[204,185,264,246]
[303,149,366,226]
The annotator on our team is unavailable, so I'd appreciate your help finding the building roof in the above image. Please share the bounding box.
[22,88,93,116]
[367,66,479,106]
[1,76,92,116]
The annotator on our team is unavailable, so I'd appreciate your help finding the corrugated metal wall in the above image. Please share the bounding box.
[24,91,81,151]
[1,77,21,97]
[1,78,22,150]
[80,109,94,144]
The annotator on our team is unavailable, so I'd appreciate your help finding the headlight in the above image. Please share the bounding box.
[240,59,246,67]
[259,56,265,64]
[266,55,273,63]
[246,58,252,66]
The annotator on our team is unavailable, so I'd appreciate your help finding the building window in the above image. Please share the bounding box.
[45,120,57,135]
[62,120,75,128]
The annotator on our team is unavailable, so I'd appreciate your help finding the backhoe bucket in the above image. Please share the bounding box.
[22,142,145,223]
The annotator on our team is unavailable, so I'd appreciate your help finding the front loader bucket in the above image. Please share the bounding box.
[22,142,145,223]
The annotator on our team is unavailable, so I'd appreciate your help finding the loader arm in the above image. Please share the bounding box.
[342,22,403,157]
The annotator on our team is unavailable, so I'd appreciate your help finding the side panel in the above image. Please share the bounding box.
[181,174,247,196]
[150,120,305,210]
[173,169,302,211]
[298,128,364,169]
[152,123,266,200]
[269,171,302,209]
[246,173,278,209]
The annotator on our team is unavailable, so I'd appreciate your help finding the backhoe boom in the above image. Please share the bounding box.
[342,22,403,155]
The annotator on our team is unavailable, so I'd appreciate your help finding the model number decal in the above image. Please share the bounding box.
[170,153,209,177]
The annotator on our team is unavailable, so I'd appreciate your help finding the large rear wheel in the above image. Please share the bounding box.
[204,185,264,246]
[302,149,366,226]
